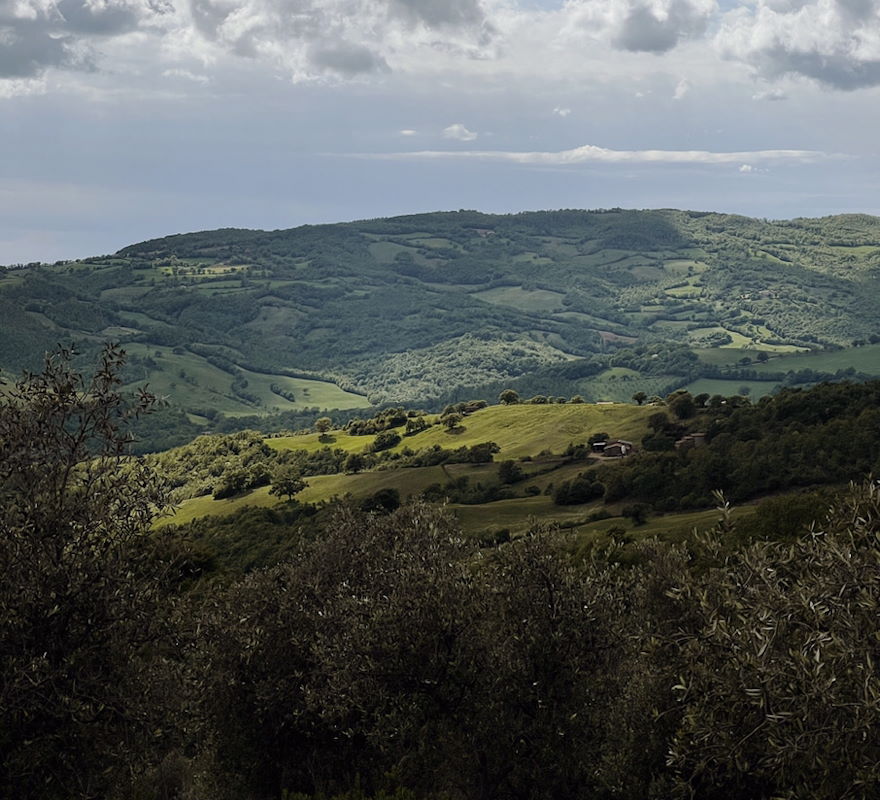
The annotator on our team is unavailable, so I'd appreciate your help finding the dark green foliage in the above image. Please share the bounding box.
[660,484,880,799]
[667,391,696,419]
[347,408,408,436]
[0,347,178,799]
[553,470,606,505]
[269,465,307,500]
[498,388,520,405]
[609,381,880,510]
[497,459,524,484]
[193,503,632,800]
[369,430,402,452]
[359,488,401,514]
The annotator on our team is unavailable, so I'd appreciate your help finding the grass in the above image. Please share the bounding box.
[687,326,754,348]
[452,492,754,539]
[168,403,656,527]
[471,286,566,313]
[684,378,780,399]
[237,368,369,414]
[750,345,880,376]
[269,403,653,460]
[121,343,369,415]
[160,462,503,527]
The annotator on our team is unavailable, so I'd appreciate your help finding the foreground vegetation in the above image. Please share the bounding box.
[4,349,880,799]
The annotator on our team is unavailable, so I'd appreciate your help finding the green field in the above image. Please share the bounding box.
[684,378,780,399]
[270,403,653,461]
[471,286,566,313]
[121,343,368,415]
[751,345,880,376]
[164,402,655,527]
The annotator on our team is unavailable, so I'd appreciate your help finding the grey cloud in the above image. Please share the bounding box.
[719,0,880,90]
[389,0,485,29]
[756,48,880,90]
[309,41,389,77]
[0,1,159,79]
[0,13,71,77]
[55,0,141,35]
[613,0,712,53]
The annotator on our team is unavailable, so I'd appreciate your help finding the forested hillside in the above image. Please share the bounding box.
[3,209,880,452]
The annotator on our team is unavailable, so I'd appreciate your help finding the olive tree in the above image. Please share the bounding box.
[0,346,178,799]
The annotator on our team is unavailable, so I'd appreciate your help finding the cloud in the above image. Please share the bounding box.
[0,0,167,79]
[370,142,834,165]
[752,87,788,101]
[739,163,754,172]
[0,0,494,86]
[399,128,417,136]
[308,41,389,78]
[183,0,495,80]
[443,122,478,141]
[162,67,209,82]
[673,77,689,98]
[717,0,880,90]
[388,0,487,30]
[553,106,572,116]
[565,0,717,54]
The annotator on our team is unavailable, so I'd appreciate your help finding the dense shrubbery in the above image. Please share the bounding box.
[604,381,880,510]
[7,351,880,800]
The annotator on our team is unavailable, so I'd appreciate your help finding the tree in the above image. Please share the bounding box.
[344,452,366,473]
[669,391,696,420]
[442,412,463,430]
[498,460,525,484]
[663,483,880,798]
[315,416,333,440]
[360,487,401,514]
[0,346,177,799]
[499,389,520,405]
[632,391,647,405]
[269,465,306,500]
[405,416,428,436]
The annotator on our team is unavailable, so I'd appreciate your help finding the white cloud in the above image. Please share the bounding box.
[752,87,788,101]
[399,128,417,136]
[717,0,880,90]
[673,77,690,98]
[371,142,834,165]
[553,106,572,116]
[443,122,478,141]
[739,163,754,172]
[162,67,209,83]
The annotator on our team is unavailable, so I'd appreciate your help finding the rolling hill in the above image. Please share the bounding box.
[4,208,880,450]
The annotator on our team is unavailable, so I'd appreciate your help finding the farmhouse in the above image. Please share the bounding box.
[594,439,633,458]
[675,432,707,451]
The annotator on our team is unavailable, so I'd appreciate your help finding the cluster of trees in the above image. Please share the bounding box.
[6,351,880,800]
[606,381,880,510]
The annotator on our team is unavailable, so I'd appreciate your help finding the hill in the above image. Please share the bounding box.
[154,379,880,572]
[4,209,880,450]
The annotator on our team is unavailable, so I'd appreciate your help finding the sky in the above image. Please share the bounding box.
[2,0,880,263]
